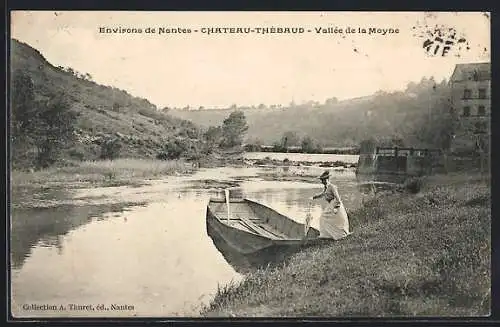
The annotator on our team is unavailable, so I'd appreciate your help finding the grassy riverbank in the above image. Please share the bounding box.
[201,172,491,317]
[11,158,196,190]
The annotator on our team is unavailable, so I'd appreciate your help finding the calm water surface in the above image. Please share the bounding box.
[11,165,362,317]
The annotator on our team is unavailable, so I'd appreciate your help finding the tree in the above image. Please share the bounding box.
[325,97,338,106]
[301,136,320,153]
[272,141,285,152]
[280,131,300,148]
[157,138,188,160]
[221,111,249,148]
[201,126,223,154]
[112,102,121,112]
[377,136,405,147]
[11,70,79,168]
[250,138,263,147]
[204,126,223,145]
[244,137,263,152]
[11,70,39,168]
[35,95,78,167]
[100,137,122,160]
[412,83,454,150]
[246,137,264,151]
[11,70,37,142]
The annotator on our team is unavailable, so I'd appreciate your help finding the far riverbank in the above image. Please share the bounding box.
[11,159,196,208]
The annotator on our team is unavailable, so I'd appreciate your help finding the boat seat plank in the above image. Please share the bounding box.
[255,223,290,239]
[227,220,258,234]
[239,216,285,240]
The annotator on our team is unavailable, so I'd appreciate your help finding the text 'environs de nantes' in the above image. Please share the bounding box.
[98,26,400,36]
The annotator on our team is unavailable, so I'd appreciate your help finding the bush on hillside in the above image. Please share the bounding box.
[99,137,122,160]
[157,138,188,160]
[112,102,121,112]
[68,148,85,161]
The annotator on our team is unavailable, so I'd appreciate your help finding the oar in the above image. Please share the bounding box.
[303,201,313,241]
[225,188,231,223]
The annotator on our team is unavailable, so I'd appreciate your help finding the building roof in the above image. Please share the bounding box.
[450,62,491,82]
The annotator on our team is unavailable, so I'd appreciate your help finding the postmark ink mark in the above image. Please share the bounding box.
[413,22,470,57]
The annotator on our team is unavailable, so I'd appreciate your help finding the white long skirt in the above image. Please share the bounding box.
[319,201,351,240]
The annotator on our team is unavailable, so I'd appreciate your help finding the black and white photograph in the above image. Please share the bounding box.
[9,11,491,318]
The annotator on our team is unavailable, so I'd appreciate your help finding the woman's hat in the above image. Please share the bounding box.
[319,170,330,180]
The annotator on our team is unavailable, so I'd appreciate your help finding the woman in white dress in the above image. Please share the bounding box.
[311,170,351,240]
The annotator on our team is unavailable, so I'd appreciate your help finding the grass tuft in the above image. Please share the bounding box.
[404,177,423,194]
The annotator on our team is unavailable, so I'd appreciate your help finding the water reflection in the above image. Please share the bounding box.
[11,186,73,209]
[10,202,147,270]
[206,221,320,274]
[11,192,241,317]
[38,235,65,255]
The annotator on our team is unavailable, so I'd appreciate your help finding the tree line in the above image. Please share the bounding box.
[163,97,339,112]
[245,131,323,154]
[242,77,456,154]
[57,66,93,82]
[11,69,79,169]
[155,110,249,161]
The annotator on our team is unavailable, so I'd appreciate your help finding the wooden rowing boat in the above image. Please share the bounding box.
[206,197,333,262]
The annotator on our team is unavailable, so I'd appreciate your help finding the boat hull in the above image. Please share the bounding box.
[206,207,274,254]
[206,220,320,273]
[205,198,334,269]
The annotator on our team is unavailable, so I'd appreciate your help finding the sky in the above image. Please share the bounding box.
[11,11,490,109]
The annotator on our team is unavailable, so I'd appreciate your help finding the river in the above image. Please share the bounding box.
[243,152,359,163]
[10,163,363,318]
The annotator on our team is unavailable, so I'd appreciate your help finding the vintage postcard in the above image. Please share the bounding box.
[9,11,490,319]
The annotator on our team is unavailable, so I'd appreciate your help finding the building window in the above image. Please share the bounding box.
[463,106,471,117]
[474,122,487,134]
[473,70,479,81]
[478,88,487,99]
[478,105,486,116]
[463,89,472,99]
